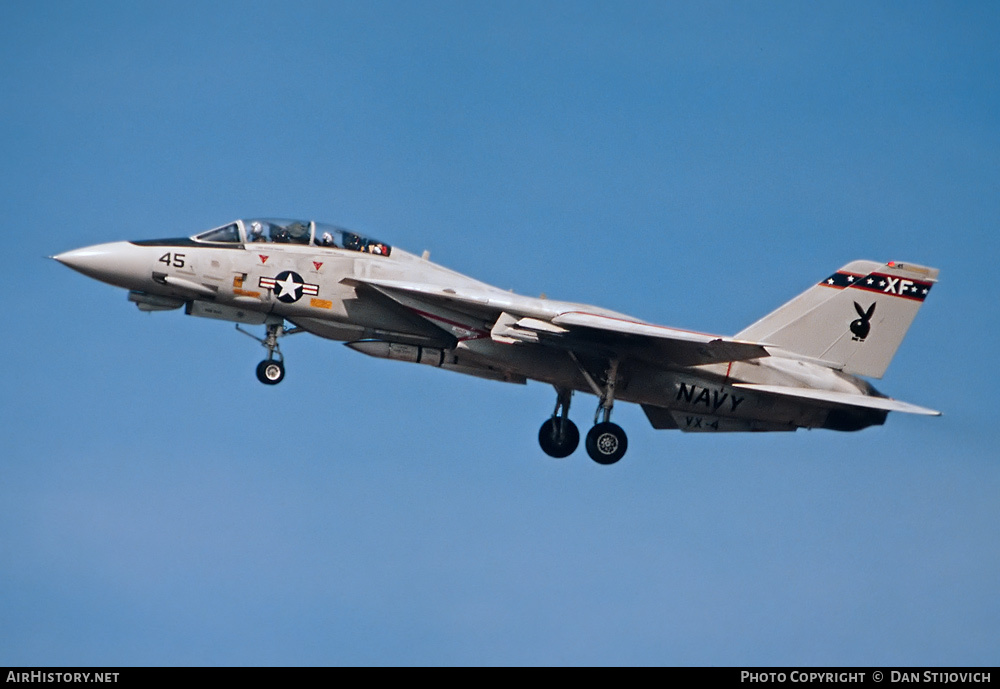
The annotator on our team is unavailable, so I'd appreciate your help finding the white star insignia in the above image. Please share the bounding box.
[274,275,303,300]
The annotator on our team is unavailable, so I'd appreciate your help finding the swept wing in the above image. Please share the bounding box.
[347,276,769,367]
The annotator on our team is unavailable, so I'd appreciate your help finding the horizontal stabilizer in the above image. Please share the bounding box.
[733,383,941,416]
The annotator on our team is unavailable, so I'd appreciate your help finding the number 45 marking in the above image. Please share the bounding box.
[158,252,185,268]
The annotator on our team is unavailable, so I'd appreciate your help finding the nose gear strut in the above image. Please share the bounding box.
[236,317,303,385]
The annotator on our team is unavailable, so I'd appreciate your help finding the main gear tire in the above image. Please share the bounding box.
[585,422,628,465]
[538,417,580,458]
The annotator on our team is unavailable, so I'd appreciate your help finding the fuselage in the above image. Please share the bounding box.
[54,218,891,440]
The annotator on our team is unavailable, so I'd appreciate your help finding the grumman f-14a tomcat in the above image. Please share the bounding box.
[53,218,940,465]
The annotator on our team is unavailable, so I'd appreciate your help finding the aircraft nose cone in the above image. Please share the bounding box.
[53,242,125,276]
[52,241,147,289]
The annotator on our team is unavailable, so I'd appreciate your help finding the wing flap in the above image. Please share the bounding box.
[734,383,941,416]
[490,312,570,344]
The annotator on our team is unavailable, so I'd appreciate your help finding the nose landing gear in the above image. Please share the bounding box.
[237,317,301,385]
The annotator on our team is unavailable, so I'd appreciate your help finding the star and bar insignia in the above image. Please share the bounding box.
[259,270,320,303]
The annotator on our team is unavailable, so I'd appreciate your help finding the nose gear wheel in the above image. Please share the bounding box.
[237,318,302,385]
[256,359,285,385]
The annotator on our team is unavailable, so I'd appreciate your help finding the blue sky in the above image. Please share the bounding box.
[2,1,998,666]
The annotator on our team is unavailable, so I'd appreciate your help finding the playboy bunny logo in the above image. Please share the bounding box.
[850,301,876,341]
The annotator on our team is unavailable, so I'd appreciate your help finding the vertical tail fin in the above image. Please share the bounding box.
[735,260,938,379]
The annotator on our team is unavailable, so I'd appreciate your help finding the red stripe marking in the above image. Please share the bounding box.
[406,306,489,339]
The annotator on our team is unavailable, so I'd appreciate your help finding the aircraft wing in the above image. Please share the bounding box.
[545,311,769,366]
[343,276,544,322]
[346,277,769,367]
[734,383,941,416]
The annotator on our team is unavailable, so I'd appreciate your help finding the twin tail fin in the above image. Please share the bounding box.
[735,260,938,379]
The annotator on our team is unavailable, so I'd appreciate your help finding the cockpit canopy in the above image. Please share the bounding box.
[193,219,391,256]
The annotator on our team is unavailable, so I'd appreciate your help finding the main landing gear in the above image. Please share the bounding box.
[538,388,580,458]
[237,318,302,386]
[537,359,628,465]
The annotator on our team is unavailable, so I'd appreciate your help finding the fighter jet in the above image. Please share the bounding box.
[53,218,940,464]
